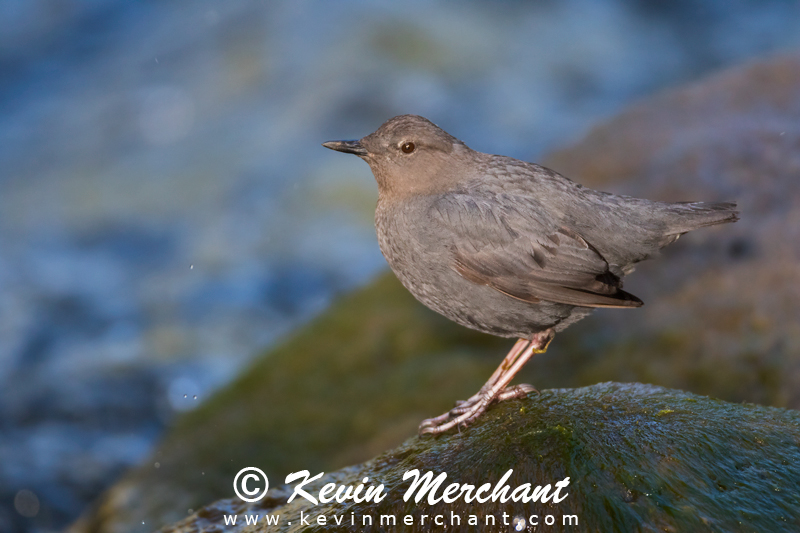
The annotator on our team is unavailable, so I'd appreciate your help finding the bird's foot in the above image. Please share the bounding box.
[418,331,553,436]
[452,383,537,412]
[418,383,537,435]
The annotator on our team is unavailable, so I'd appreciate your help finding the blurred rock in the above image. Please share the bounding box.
[70,53,800,532]
[542,54,800,409]
[159,383,800,533]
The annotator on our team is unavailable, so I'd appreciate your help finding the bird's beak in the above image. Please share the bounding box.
[322,139,368,156]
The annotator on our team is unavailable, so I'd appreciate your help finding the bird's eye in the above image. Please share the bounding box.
[401,141,416,154]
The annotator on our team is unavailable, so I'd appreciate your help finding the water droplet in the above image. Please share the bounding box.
[193,395,197,400]
[190,264,194,269]
[188,508,194,514]
[513,516,526,531]
[14,490,40,518]
[169,377,200,411]
[154,462,161,468]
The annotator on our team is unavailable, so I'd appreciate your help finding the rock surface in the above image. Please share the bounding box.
[160,383,800,533]
[71,54,800,532]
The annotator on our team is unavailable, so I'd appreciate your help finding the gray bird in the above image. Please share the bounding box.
[323,115,738,435]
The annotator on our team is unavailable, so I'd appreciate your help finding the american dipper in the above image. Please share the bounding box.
[323,115,738,435]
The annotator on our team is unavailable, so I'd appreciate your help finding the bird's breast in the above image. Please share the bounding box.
[375,199,416,273]
[375,198,449,299]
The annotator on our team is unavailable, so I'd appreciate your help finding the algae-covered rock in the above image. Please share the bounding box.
[73,54,800,532]
[161,383,800,533]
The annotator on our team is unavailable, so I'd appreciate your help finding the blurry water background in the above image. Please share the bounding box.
[0,0,799,531]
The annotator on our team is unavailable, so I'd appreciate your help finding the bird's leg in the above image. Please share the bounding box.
[454,338,530,407]
[450,338,531,411]
[435,334,548,417]
[419,329,554,435]
[419,341,539,434]
[419,339,530,428]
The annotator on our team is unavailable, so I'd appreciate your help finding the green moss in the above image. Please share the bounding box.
[164,384,800,533]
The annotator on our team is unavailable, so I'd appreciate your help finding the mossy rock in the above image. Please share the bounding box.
[161,383,800,533]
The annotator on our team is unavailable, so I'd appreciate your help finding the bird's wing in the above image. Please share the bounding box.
[429,193,642,308]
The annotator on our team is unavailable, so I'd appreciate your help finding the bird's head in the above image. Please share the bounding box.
[323,115,471,197]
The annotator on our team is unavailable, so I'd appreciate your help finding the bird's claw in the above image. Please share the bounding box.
[418,383,536,435]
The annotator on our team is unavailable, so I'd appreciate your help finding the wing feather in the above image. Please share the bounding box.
[431,193,643,309]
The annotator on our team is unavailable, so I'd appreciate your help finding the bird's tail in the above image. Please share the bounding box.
[663,201,739,235]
